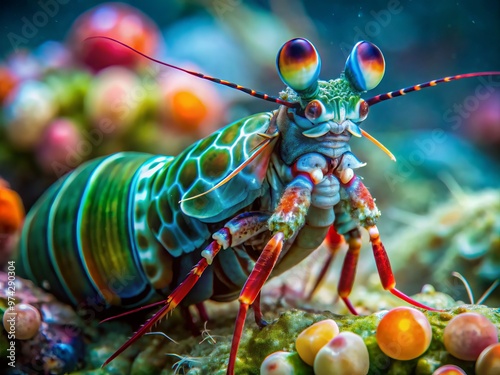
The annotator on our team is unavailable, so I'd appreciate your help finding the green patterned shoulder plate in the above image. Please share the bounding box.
[159,112,277,223]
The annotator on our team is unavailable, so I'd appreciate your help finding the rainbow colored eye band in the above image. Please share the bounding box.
[277,38,321,93]
[345,41,385,92]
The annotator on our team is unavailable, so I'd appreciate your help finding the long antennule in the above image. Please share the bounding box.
[86,36,299,108]
[366,71,500,106]
[360,129,396,161]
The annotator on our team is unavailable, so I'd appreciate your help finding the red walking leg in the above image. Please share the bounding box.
[179,303,209,334]
[366,225,438,310]
[307,226,345,300]
[337,229,363,314]
[227,232,285,374]
[339,173,439,312]
[102,241,219,367]
[226,174,314,374]
[252,292,268,328]
[195,302,209,323]
[102,211,270,368]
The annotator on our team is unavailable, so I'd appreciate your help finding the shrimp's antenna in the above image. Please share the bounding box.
[86,36,300,108]
[366,72,500,106]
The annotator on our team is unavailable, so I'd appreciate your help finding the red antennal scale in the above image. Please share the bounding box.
[85,36,300,108]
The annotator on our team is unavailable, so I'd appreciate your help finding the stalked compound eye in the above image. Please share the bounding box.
[345,41,385,92]
[277,38,321,93]
[353,99,369,122]
[304,100,325,121]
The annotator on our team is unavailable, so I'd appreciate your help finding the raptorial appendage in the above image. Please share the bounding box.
[268,175,313,240]
[339,171,381,227]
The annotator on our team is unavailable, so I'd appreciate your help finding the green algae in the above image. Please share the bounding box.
[5,270,498,375]
[187,304,500,375]
[5,273,498,374]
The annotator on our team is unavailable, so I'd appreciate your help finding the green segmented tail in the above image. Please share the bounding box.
[18,153,170,307]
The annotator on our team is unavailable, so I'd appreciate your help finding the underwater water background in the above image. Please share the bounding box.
[1,0,499,210]
[1,0,499,300]
[0,2,499,374]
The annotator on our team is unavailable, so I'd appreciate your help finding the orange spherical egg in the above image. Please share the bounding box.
[295,319,339,365]
[432,364,466,375]
[476,343,500,375]
[376,307,432,360]
[443,312,498,361]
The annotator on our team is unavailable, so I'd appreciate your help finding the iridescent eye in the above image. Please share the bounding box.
[277,38,321,93]
[304,100,324,121]
[357,100,369,121]
[345,41,385,92]
[349,99,369,122]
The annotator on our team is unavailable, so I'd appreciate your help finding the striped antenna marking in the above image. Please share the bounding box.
[366,71,500,106]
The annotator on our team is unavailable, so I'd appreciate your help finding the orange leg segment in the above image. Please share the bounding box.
[226,174,314,374]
